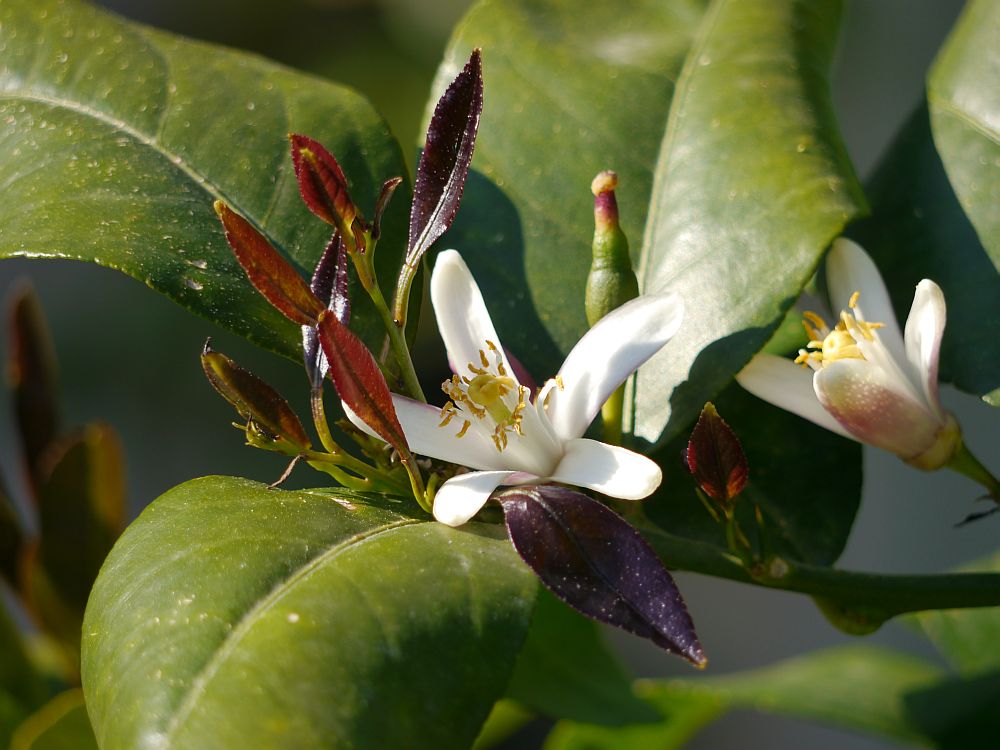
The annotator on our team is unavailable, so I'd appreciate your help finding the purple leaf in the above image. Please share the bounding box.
[393,48,483,324]
[303,233,351,388]
[684,402,748,507]
[496,485,706,666]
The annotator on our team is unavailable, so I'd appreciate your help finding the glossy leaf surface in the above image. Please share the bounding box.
[852,105,1000,405]
[290,134,359,237]
[648,379,861,567]
[506,589,659,726]
[201,343,311,449]
[302,233,349,388]
[0,0,409,358]
[497,486,704,665]
[82,476,536,750]
[927,0,1000,270]
[434,0,865,446]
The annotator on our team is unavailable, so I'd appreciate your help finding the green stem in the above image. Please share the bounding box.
[642,525,1000,619]
[949,442,1000,501]
[369,281,426,403]
[302,448,409,496]
[601,384,624,445]
[311,388,342,455]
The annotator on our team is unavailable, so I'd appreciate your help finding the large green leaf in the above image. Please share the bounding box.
[852,105,1000,405]
[0,0,410,358]
[433,0,865,446]
[546,646,1000,749]
[646,378,861,567]
[82,476,536,750]
[927,0,1000,271]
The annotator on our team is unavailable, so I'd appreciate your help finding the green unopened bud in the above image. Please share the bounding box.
[586,170,638,327]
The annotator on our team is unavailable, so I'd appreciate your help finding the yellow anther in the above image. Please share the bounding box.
[848,291,860,309]
[802,311,828,331]
[456,421,471,438]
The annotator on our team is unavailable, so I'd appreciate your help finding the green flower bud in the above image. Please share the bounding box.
[586,171,639,327]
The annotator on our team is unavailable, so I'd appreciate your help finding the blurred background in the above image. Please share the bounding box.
[0,0,993,747]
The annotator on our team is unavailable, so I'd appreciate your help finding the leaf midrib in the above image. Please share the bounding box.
[928,92,1000,147]
[0,88,291,256]
[162,516,421,742]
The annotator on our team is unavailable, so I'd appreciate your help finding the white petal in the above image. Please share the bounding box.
[430,250,516,383]
[432,470,519,526]
[814,358,942,458]
[344,396,508,471]
[543,293,684,441]
[904,280,947,420]
[736,354,855,440]
[549,438,662,500]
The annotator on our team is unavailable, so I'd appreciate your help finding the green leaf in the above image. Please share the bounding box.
[927,0,1000,271]
[647,379,862,567]
[852,104,1000,405]
[546,646,960,749]
[82,476,535,750]
[434,0,865,446]
[10,690,98,750]
[0,0,409,358]
[506,589,660,726]
[913,549,1000,676]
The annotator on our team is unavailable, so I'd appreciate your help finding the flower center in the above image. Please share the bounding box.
[794,292,884,371]
[439,340,528,451]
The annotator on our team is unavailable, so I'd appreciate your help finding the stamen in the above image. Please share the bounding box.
[456,421,471,438]
[848,291,860,309]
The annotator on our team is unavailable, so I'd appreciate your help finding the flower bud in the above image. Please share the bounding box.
[585,171,638,327]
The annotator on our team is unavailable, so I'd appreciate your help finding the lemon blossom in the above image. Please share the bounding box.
[347,250,684,526]
[737,238,959,469]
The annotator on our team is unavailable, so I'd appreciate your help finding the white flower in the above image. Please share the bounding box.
[737,238,959,469]
[347,250,684,526]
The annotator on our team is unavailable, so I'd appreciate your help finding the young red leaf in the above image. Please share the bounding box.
[201,341,312,449]
[393,48,483,324]
[316,311,407,455]
[9,284,60,494]
[214,201,324,326]
[303,233,351,388]
[289,134,359,236]
[373,176,403,241]
[496,485,705,667]
[684,402,749,505]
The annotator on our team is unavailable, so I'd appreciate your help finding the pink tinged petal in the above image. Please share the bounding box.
[814,358,942,459]
[736,354,856,441]
[430,250,516,382]
[544,293,684,441]
[825,238,917,386]
[344,396,508,471]
[550,438,663,500]
[432,470,521,526]
[904,280,947,420]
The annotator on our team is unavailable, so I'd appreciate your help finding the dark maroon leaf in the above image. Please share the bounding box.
[317,311,407,456]
[303,233,351,388]
[201,341,312,449]
[9,284,60,494]
[684,402,749,505]
[214,201,324,326]
[26,423,125,653]
[0,471,23,588]
[373,176,403,241]
[497,485,705,666]
[289,133,360,239]
[393,48,483,324]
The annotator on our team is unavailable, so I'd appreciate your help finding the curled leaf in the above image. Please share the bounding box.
[201,341,312,449]
[303,233,351,388]
[496,485,705,666]
[9,284,60,493]
[684,402,749,506]
[214,200,324,326]
[373,176,404,241]
[290,134,360,238]
[316,311,407,456]
[393,48,483,324]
